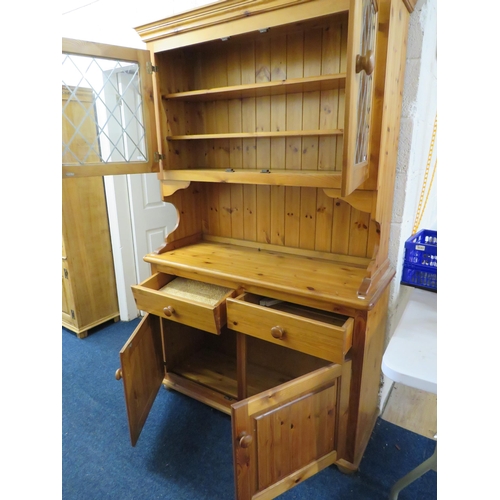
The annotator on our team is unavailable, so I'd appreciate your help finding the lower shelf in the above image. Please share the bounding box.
[160,168,343,188]
[169,347,294,400]
[163,338,332,415]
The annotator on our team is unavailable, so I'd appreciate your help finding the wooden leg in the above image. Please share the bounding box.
[336,459,358,475]
[76,330,88,339]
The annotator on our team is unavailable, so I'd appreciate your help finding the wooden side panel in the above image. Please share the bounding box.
[374,0,411,266]
[343,287,389,466]
[353,287,389,463]
[119,314,164,447]
[62,177,119,330]
[232,364,341,500]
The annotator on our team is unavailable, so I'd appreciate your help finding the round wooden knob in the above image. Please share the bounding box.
[271,326,285,339]
[238,433,253,448]
[356,50,375,75]
[163,306,175,317]
[115,368,122,380]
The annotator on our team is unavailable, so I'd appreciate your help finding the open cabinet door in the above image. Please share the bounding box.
[231,364,343,500]
[62,38,159,178]
[342,0,378,196]
[118,314,164,446]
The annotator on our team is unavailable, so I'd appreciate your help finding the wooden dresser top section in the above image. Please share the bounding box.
[144,241,393,312]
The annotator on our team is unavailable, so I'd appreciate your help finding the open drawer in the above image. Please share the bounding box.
[131,273,236,334]
[227,293,353,364]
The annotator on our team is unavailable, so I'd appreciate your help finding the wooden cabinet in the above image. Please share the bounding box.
[64,0,415,496]
[62,176,120,338]
[62,84,120,337]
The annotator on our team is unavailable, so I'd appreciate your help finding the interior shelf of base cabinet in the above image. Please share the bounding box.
[169,347,297,400]
[163,74,346,102]
[160,169,342,188]
[166,129,343,141]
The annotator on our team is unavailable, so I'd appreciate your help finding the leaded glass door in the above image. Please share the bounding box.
[62,38,159,178]
[342,0,378,196]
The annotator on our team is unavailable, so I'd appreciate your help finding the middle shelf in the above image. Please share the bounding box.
[163,74,346,102]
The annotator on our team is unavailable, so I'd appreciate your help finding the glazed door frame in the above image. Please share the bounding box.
[62,38,159,178]
[342,0,378,196]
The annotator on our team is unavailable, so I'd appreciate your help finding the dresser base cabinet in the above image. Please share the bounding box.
[118,313,352,499]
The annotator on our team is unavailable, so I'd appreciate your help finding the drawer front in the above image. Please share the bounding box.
[227,294,353,363]
[132,273,236,335]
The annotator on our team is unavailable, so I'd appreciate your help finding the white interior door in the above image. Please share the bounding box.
[127,173,177,284]
[104,174,177,321]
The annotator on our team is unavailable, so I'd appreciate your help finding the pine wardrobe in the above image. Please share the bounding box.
[63,0,415,498]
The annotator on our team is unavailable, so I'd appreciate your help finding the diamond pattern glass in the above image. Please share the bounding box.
[62,53,147,165]
[354,0,377,165]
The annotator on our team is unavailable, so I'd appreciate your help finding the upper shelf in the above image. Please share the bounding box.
[163,74,346,102]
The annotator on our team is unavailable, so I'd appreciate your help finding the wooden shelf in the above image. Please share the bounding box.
[164,74,346,102]
[171,348,293,400]
[160,169,343,188]
[166,129,343,141]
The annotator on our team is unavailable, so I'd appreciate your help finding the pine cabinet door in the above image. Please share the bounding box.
[231,363,343,500]
[118,314,164,446]
[342,0,378,196]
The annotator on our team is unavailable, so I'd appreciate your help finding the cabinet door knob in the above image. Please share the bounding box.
[271,326,285,339]
[115,368,122,380]
[238,432,253,448]
[356,50,375,75]
[163,306,175,317]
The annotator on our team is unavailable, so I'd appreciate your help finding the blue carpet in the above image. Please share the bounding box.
[62,319,437,499]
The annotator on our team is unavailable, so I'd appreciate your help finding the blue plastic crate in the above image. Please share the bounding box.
[401,229,437,291]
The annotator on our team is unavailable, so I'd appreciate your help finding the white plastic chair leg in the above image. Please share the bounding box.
[389,444,437,500]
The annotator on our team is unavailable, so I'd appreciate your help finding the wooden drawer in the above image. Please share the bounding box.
[131,273,236,334]
[227,293,353,363]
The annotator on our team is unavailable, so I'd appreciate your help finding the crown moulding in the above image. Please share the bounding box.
[134,0,350,43]
[134,0,415,44]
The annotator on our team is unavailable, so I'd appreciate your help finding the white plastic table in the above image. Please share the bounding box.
[382,286,437,394]
[382,286,437,500]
